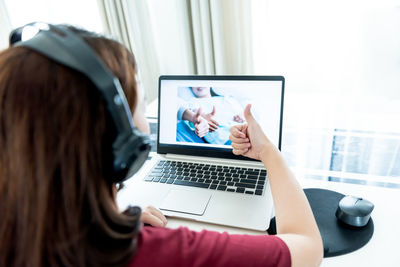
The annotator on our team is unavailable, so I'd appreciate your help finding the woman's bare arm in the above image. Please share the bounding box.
[230,104,323,267]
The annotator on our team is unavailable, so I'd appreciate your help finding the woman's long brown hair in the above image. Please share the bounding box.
[0,27,141,267]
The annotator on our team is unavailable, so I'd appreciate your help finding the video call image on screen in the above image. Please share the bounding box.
[159,80,283,150]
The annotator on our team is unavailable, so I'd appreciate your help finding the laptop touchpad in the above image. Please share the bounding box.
[160,189,211,216]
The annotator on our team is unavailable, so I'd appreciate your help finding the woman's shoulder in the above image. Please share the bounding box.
[127,226,291,267]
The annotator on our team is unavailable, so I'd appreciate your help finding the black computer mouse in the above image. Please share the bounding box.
[335,195,374,227]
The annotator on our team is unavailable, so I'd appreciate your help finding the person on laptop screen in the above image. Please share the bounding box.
[0,24,322,267]
[176,86,246,145]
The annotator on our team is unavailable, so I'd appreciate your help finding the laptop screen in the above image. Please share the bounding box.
[157,76,284,160]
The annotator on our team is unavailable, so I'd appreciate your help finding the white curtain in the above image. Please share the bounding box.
[208,0,253,74]
[97,0,161,102]
[0,0,12,50]
[97,0,253,102]
[188,0,253,74]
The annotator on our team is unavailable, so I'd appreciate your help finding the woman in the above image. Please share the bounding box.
[0,24,322,267]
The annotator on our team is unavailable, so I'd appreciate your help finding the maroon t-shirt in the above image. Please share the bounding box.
[128,226,291,267]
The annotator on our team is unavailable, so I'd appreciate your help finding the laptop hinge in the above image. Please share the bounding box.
[163,153,265,168]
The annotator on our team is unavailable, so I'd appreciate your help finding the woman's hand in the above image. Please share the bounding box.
[140,206,168,227]
[232,104,324,267]
[229,104,273,160]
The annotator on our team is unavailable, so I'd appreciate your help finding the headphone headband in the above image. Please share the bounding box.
[9,23,151,182]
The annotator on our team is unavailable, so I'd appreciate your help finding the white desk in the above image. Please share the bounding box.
[297,179,400,267]
[134,100,400,266]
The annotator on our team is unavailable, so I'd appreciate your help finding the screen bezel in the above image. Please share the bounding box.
[156,75,285,161]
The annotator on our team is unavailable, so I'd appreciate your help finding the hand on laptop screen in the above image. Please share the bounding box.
[199,106,219,132]
[176,86,247,145]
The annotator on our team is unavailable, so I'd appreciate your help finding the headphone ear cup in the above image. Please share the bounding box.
[112,132,151,183]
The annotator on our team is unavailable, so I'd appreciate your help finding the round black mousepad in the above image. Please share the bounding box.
[268,188,374,258]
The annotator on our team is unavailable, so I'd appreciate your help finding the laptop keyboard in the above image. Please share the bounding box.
[144,160,267,195]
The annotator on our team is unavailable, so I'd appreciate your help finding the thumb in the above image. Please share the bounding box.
[195,108,202,123]
[243,104,255,123]
[211,105,216,116]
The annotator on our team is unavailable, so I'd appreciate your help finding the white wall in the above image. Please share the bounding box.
[0,1,11,50]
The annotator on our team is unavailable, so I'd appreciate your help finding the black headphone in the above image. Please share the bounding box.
[9,22,151,183]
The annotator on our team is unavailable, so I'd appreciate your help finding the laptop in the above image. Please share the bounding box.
[117,75,285,231]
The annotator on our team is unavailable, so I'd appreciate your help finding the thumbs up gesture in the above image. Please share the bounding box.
[229,104,273,160]
[202,105,219,132]
[193,108,210,138]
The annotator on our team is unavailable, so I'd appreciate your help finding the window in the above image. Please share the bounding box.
[251,0,400,187]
